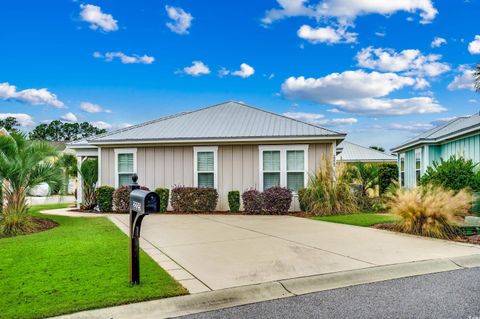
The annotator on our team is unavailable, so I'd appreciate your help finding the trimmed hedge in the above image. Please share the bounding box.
[170,187,218,212]
[113,185,150,213]
[155,188,170,213]
[242,189,264,214]
[262,186,292,214]
[96,186,114,212]
[228,191,240,212]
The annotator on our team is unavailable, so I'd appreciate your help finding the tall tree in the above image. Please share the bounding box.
[0,133,64,236]
[0,117,21,133]
[29,120,106,141]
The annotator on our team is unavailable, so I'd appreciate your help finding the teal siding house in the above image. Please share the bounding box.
[391,113,480,188]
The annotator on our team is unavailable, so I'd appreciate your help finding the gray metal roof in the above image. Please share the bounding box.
[337,141,396,162]
[392,112,480,152]
[87,101,345,145]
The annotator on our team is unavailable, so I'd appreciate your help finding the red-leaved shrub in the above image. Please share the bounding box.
[242,189,263,214]
[170,187,218,212]
[113,185,150,213]
[262,186,292,214]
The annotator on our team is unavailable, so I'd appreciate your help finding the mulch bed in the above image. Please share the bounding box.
[27,217,58,234]
[373,223,480,245]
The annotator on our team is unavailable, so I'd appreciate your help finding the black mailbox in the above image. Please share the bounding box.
[129,175,160,286]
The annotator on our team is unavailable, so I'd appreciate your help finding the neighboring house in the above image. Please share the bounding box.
[336,141,396,164]
[67,101,346,210]
[391,112,480,189]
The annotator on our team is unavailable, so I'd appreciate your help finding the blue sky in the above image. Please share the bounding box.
[1,0,479,149]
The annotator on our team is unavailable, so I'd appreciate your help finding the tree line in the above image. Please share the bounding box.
[0,117,106,141]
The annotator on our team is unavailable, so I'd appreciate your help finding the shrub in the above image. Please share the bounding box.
[113,186,150,213]
[170,187,218,212]
[378,163,398,194]
[262,186,292,214]
[0,206,33,237]
[301,162,358,216]
[420,156,480,192]
[228,191,240,212]
[345,162,378,197]
[155,188,169,213]
[386,185,471,239]
[96,186,114,212]
[242,189,263,214]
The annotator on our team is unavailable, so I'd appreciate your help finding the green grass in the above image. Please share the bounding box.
[311,213,399,227]
[0,204,187,319]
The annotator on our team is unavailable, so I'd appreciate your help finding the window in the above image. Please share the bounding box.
[400,154,405,187]
[286,150,305,192]
[263,150,281,190]
[415,148,421,185]
[194,146,218,188]
[259,145,308,193]
[115,148,137,188]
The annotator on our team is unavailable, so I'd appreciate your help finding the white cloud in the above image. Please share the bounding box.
[281,70,445,115]
[94,52,154,64]
[356,47,450,77]
[283,111,357,126]
[297,24,357,44]
[165,5,193,35]
[431,36,447,48]
[0,113,34,126]
[61,112,78,123]
[0,82,64,108]
[375,32,386,37]
[447,65,475,91]
[91,121,112,130]
[468,35,480,54]
[283,111,325,123]
[387,122,434,132]
[80,4,118,32]
[182,61,210,77]
[262,0,437,25]
[80,102,111,113]
[232,63,255,78]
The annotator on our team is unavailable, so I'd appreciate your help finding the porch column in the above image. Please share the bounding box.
[76,156,83,208]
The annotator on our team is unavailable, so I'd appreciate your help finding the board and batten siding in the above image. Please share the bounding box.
[100,142,333,211]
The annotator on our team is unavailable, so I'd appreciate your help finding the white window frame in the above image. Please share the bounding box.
[193,146,218,189]
[414,148,422,186]
[399,153,405,187]
[259,145,309,194]
[114,148,137,188]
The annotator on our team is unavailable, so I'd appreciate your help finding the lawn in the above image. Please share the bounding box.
[0,204,187,319]
[311,213,399,227]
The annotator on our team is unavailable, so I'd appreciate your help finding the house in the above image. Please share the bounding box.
[391,112,480,188]
[67,101,346,210]
[336,141,396,164]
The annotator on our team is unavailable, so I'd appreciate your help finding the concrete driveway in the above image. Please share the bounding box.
[109,214,480,292]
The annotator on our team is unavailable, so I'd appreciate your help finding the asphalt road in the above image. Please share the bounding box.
[180,268,480,319]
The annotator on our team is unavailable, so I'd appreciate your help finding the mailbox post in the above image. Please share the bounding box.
[129,174,160,285]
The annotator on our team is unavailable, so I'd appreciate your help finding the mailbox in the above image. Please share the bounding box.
[129,175,160,286]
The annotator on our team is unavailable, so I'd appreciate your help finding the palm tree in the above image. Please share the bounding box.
[79,158,98,210]
[346,162,379,197]
[0,133,63,235]
[474,63,480,92]
[57,153,78,195]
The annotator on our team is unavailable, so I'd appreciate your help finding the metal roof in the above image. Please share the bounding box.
[86,101,345,145]
[391,112,480,152]
[337,141,396,162]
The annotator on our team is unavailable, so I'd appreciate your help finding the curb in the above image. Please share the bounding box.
[52,255,480,319]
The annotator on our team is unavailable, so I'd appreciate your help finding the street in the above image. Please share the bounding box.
[180,268,480,319]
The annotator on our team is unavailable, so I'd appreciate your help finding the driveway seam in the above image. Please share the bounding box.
[196,215,377,266]
[108,215,214,292]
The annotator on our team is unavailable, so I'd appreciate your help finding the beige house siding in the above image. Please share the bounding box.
[100,142,333,211]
